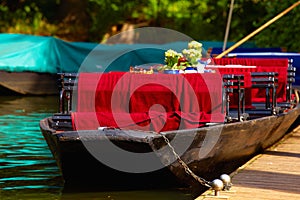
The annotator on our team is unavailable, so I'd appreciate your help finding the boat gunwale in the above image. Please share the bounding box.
[40,103,299,143]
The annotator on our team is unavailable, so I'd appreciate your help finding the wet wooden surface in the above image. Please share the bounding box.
[196,125,300,200]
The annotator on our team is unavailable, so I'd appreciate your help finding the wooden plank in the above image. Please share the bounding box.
[196,125,300,200]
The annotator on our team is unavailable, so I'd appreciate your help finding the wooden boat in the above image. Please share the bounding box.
[0,71,58,95]
[39,3,300,196]
[40,64,300,196]
[40,107,300,192]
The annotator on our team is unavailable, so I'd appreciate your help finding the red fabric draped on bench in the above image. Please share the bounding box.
[211,58,288,103]
[72,72,225,132]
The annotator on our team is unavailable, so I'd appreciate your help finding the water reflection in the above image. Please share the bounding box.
[0,96,64,200]
[0,96,193,200]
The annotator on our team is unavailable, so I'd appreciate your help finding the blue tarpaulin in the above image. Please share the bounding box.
[2,33,299,85]
[0,33,256,74]
[0,33,190,73]
[0,33,97,73]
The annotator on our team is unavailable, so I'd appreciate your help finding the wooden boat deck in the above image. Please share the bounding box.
[196,125,300,200]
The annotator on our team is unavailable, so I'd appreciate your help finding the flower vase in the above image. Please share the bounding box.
[196,63,205,73]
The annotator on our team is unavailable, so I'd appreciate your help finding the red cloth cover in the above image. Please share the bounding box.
[72,72,225,132]
[211,58,288,103]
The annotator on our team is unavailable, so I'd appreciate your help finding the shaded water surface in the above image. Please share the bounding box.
[0,96,192,200]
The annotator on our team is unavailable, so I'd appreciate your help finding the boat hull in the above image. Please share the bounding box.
[0,71,58,95]
[40,120,182,190]
[151,105,300,194]
[40,105,300,195]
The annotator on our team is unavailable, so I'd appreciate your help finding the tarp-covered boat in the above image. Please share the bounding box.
[0,33,259,95]
[0,33,95,95]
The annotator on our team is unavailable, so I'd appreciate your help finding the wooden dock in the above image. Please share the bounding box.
[196,125,300,200]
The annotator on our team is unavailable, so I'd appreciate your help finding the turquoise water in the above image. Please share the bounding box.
[0,96,193,200]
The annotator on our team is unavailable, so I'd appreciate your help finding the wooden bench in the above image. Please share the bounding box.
[222,74,247,122]
[247,72,279,117]
[51,73,77,131]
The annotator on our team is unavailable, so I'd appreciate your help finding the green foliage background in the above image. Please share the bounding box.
[0,0,299,51]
